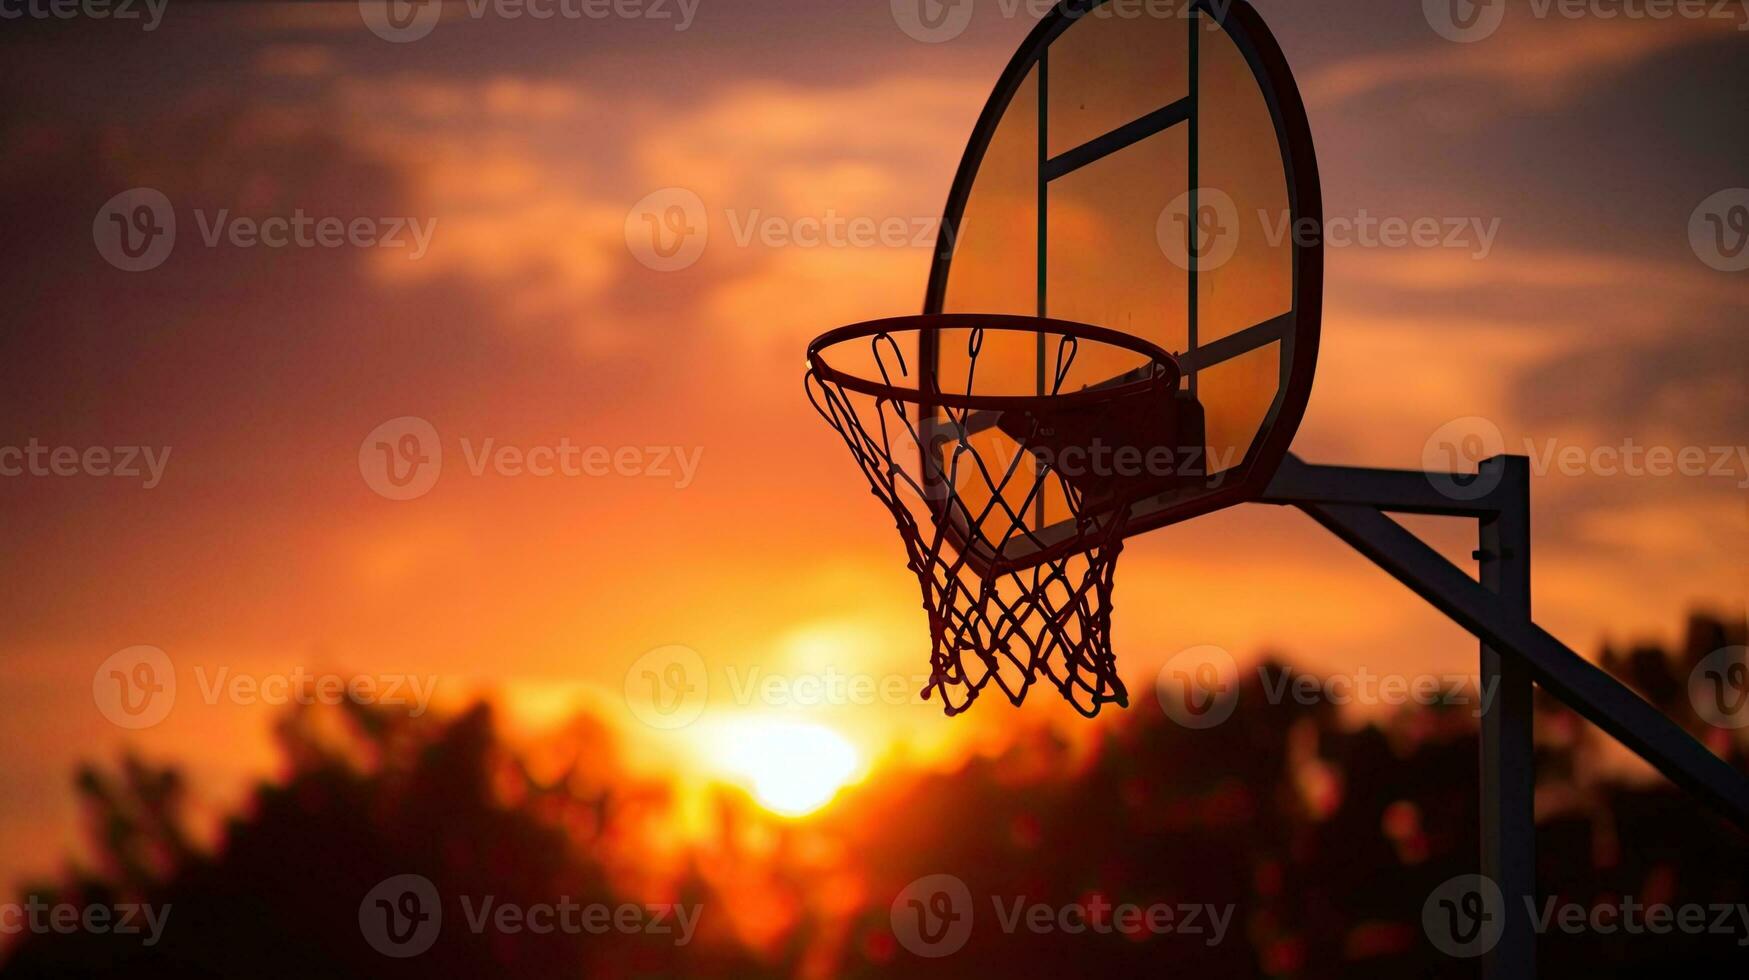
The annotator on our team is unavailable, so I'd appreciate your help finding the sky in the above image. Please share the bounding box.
[0,0,1745,889]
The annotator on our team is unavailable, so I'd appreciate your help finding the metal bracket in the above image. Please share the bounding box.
[1258,453,1749,980]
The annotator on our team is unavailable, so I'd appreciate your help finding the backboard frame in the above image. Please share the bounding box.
[921,0,1323,571]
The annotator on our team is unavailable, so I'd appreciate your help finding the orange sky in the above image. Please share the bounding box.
[0,1,1745,889]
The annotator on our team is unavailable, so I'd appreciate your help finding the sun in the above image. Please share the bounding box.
[708,718,861,817]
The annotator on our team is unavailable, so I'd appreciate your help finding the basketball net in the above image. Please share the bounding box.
[805,323,1186,716]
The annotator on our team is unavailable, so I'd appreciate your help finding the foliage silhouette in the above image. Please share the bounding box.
[3,614,1745,977]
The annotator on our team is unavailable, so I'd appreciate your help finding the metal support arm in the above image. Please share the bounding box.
[1260,455,1749,826]
[1259,452,1749,979]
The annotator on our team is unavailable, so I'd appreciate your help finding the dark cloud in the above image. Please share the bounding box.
[1511,316,1747,446]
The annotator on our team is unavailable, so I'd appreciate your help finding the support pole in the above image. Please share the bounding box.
[1261,455,1749,829]
[1478,456,1535,980]
[1252,452,1749,973]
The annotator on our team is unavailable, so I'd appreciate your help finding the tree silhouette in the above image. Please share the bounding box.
[4,613,1745,977]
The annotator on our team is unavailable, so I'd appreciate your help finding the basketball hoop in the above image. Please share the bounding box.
[797,8,1749,977]
[805,314,1200,716]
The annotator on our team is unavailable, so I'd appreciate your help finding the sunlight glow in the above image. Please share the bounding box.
[710,719,861,817]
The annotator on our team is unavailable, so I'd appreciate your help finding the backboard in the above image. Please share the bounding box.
[922,0,1322,570]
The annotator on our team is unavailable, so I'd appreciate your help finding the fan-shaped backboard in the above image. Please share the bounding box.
[922,0,1321,569]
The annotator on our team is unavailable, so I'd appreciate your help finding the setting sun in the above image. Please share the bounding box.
[708,719,861,817]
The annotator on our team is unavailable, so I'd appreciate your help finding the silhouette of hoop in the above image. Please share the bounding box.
[805,314,1199,716]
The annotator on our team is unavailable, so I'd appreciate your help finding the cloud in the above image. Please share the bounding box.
[1337,245,1749,307]
[243,1,469,36]
[337,74,595,125]
[317,75,636,346]
[703,244,929,348]
[1305,15,1739,108]
[254,44,340,79]
[1510,318,1748,447]
[322,73,981,352]
[633,77,982,216]
[244,3,372,33]
[625,76,981,345]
